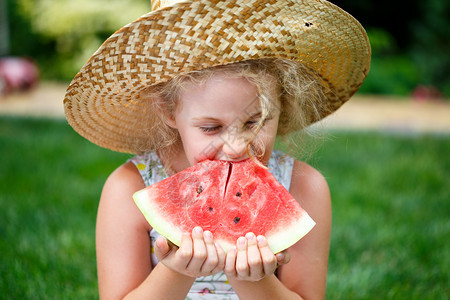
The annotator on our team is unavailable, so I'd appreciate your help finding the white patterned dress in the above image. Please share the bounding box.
[129,150,294,299]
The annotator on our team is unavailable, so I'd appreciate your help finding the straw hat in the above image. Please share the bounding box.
[64,0,371,153]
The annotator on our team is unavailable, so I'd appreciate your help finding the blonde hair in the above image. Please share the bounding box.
[138,58,326,156]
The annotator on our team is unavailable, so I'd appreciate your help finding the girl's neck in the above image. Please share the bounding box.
[157,142,190,176]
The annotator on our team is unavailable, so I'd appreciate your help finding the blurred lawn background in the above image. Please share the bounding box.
[1,0,449,299]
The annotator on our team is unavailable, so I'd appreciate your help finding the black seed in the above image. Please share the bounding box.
[197,185,203,194]
[208,207,214,212]
[236,192,242,197]
[305,22,313,27]
[233,217,241,224]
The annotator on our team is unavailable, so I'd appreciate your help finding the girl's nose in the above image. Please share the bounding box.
[220,131,248,161]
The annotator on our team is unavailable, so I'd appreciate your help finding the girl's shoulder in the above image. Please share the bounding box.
[98,161,151,231]
[290,158,330,197]
[289,158,331,221]
[268,150,328,198]
[104,160,146,191]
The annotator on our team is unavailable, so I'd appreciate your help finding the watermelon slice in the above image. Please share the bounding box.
[133,158,315,254]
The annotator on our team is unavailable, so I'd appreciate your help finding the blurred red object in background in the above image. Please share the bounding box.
[0,57,40,96]
[412,85,443,102]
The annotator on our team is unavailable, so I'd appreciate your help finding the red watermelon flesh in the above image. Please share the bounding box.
[133,158,315,254]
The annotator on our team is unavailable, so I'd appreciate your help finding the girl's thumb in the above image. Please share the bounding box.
[154,236,171,259]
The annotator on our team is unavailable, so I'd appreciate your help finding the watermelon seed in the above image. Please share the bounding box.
[236,192,242,197]
[233,217,241,224]
[208,207,214,212]
[197,185,203,194]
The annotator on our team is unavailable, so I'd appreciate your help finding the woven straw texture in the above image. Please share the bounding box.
[64,0,371,153]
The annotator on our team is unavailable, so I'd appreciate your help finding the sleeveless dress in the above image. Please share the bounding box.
[129,150,294,299]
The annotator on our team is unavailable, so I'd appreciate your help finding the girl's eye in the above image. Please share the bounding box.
[245,119,263,129]
[200,126,222,133]
[245,121,257,128]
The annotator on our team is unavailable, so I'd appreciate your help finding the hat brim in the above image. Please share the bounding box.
[64,0,371,153]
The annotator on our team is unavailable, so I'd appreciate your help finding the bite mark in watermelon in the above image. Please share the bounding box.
[133,158,315,254]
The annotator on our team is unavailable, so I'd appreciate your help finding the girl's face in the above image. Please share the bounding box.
[169,74,280,167]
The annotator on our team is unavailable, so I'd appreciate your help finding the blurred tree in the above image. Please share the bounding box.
[410,0,450,96]
[333,0,449,97]
[0,0,9,55]
[11,0,149,80]
[332,0,421,50]
[358,28,420,96]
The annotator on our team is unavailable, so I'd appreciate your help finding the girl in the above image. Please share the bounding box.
[63,0,370,299]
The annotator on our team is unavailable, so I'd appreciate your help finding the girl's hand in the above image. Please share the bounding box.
[224,232,289,282]
[154,227,226,278]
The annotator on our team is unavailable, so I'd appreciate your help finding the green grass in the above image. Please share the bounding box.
[1,117,449,299]
[307,133,450,299]
[0,117,130,298]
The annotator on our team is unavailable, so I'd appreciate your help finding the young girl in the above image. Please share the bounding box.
[63,0,370,299]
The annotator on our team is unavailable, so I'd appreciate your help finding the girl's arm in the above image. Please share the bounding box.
[278,160,331,299]
[225,160,331,300]
[96,162,196,299]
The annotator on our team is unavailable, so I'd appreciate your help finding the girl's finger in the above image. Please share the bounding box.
[176,232,194,268]
[224,246,237,277]
[235,236,249,278]
[154,236,171,260]
[186,227,207,272]
[245,232,263,278]
[275,250,291,266]
[211,242,226,274]
[257,235,277,275]
[200,230,219,273]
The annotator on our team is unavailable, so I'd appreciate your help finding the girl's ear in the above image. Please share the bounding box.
[140,86,178,129]
[164,113,177,129]
[151,97,177,128]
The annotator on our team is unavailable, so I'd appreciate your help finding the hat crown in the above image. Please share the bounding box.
[151,0,187,11]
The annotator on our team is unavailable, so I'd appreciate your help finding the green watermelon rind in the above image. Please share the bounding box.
[265,211,315,254]
[134,188,315,254]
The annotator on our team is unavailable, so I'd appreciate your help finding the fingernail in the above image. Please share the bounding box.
[245,232,255,240]
[238,236,246,246]
[204,230,213,241]
[257,235,265,244]
[194,227,203,234]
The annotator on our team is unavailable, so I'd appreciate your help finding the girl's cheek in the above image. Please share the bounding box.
[192,140,220,163]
